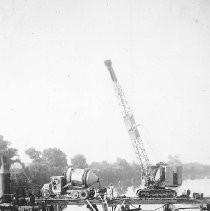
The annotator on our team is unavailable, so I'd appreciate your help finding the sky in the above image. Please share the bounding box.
[0,0,210,165]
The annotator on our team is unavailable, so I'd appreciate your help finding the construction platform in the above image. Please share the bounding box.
[1,197,210,211]
[36,197,210,206]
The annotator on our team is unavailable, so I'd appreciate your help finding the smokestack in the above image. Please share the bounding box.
[0,155,11,201]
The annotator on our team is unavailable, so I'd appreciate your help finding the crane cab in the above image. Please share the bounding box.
[151,164,182,187]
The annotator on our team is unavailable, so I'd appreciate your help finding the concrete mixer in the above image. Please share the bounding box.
[41,168,99,199]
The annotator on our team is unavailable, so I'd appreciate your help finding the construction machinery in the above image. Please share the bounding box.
[41,168,99,200]
[104,60,182,198]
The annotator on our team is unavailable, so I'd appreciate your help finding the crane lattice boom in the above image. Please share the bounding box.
[104,60,150,176]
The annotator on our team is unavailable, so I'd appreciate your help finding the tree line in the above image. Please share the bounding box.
[1,136,210,195]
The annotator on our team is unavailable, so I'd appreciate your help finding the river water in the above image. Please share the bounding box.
[65,178,210,211]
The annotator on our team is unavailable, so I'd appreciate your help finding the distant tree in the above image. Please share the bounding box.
[0,136,35,194]
[42,148,68,176]
[167,154,182,166]
[113,158,137,194]
[42,148,67,169]
[25,148,42,162]
[0,135,19,169]
[24,147,68,185]
[90,158,141,195]
[71,154,88,168]
[26,162,51,185]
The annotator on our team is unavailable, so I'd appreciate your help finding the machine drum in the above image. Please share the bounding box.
[71,191,79,199]
[79,190,89,199]
[42,190,50,198]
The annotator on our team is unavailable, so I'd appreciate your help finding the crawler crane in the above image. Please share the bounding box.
[104,60,182,198]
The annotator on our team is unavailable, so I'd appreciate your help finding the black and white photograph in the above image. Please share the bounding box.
[0,0,210,211]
